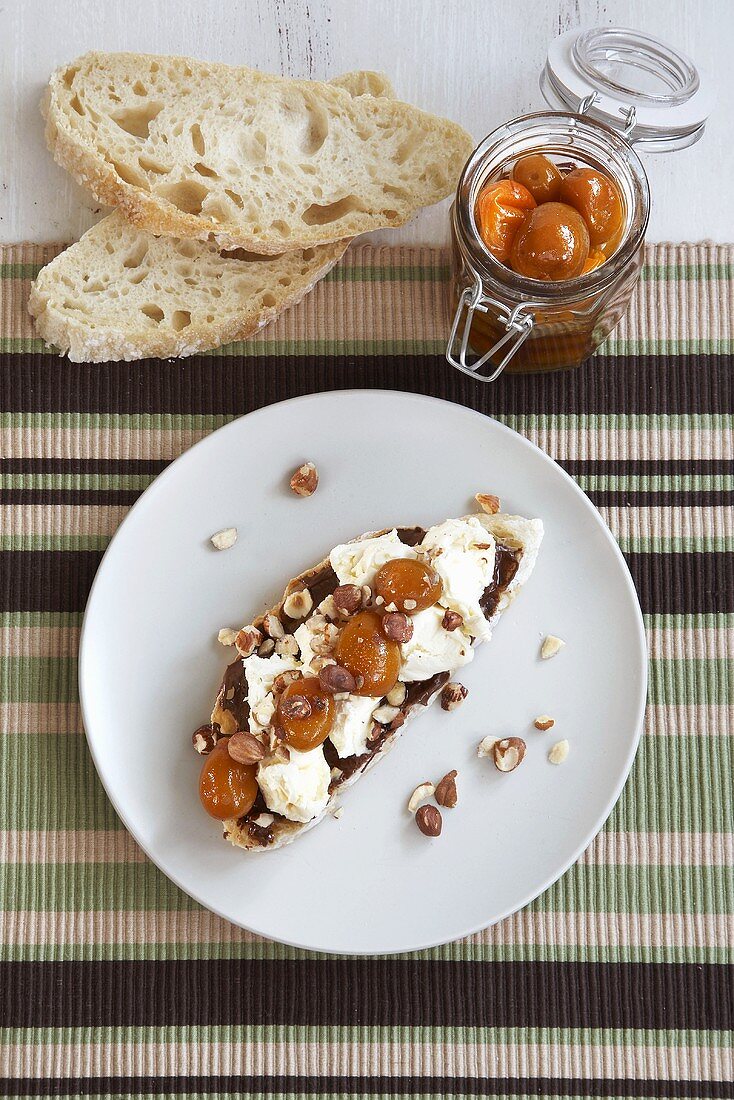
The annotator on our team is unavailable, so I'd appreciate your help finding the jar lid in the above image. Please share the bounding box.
[541,27,714,151]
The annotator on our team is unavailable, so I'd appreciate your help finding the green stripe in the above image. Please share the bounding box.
[2,734,731,834]
[0,535,111,551]
[619,536,734,554]
[3,534,732,553]
[2,410,732,433]
[0,473,153,491]
[5,471,730,493]
[7,258,734,282]
[5,334,734,357]
[1,1023,730,1048]
[0,939,730,966]
[0,859,730,915]
[5,656,727,707]
[0,612,84,628]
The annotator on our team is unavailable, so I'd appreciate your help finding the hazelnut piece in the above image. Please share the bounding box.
[227,731,265,765]
[441,610,464,631]
[283,588,313,620]
[192,723,221,755]
[475,493,500,515]
[415,804,442,837]
[235,626,262,658]
[435,769,458,808]
[493,737,526,772]
[381,611,414,643]
[318,663,357,694]
[441,682,468,712]
[290,461,319,497]
[333,584,362,615]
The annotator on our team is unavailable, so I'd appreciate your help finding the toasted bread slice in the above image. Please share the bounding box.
[42,52,473,253]
[28,212,348,362]
[203,513,543,852]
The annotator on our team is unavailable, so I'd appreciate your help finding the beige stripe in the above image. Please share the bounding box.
[0,504,127,539]
[2,828,729,867]
[581,831,734,867]
[3,1037,731,1081]
[3,504,731,548]
[600,505,734,542]
[2,425,733,462]
[4,622,732,661]
[0,702,83,736]
[6,240,734,345]
[2,244,450,344]
[3,908,731,950]
[3,702,729,738]
[645,704,732,737]
[0,830,146,864]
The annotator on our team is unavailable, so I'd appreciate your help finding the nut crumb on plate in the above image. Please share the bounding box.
[541,634,565,659]
[534,714,555,731]
[477,735,496,758]
[415,804,442,837]
[475,492,500,514]
[493,737,526,772]
[217,627,238,647]
[435,770,458,808]
[290,461,319,497]
[210,527,238,551]
[548,739,570,765]
[407,781,435,814]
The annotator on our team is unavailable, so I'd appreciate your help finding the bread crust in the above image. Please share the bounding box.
[27,213,349,362]
[43,52,474,254]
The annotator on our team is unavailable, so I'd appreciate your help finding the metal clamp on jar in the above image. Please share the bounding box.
[447,27,713,381]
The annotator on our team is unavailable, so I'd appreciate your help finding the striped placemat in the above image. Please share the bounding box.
[0,241,732,1098]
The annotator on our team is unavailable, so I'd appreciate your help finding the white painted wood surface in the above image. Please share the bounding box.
[1,0,731,244]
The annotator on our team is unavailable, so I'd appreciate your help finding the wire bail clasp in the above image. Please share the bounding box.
[446,280,535,382]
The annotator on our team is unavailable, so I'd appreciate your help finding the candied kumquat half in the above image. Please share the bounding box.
[276,676,334,751]
[374,557,443,613]
[334,610,401,698]
[199,737,258,820]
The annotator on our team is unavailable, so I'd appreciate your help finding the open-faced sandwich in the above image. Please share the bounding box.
[194,503,543,850]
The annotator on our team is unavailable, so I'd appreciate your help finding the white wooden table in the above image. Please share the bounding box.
[2,0,731,245]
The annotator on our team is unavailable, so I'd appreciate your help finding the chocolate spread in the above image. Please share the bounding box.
[219,527,520,845]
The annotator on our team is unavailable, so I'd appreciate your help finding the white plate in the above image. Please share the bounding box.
[79,390,646,954]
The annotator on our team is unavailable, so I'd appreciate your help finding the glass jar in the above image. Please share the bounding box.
[447,27,713,381]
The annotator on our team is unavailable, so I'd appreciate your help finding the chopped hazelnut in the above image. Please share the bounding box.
[415,804,442,837]
[493,737,526,772]
[441,682,468,712]
[475,493,500,515]
[283,588,313,620]
[290,461,319,497]
[435,770,458,808]
[210,527,238,551]
[235,626,263,658]
[534,714,555,731]
[217,627,238,647]
[407,781,435,814]
[548,739,570,765]
[541,635,565,660]
[227,731,265,765]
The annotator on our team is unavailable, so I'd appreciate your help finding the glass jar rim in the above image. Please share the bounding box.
[454,111,650,303]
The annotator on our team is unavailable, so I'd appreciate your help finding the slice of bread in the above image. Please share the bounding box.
[43,52,473,253]
[28,211,348,362]
[29,70,389,363]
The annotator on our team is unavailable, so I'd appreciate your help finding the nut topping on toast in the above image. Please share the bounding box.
[333,583,362,615]
[318,663,358,694]
[263,613,285,640]
[235,626,263,658]
[415,804,442,837]
[441,682,468,711]
[441,609,464,631]
[283,588,313,620]
[290,461,319,497]
[386,681,407,707]
[381,611,414,643]
[227,731,266,765]
[217,627,238,646]
[192,723,221,755]
[279,694,312,720]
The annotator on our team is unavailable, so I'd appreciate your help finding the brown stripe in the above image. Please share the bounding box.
[0,1075,732,1099]
[0,353,732,416]
[2,549,732,615]
[1,961,731,1029]
[1,457,731,476]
